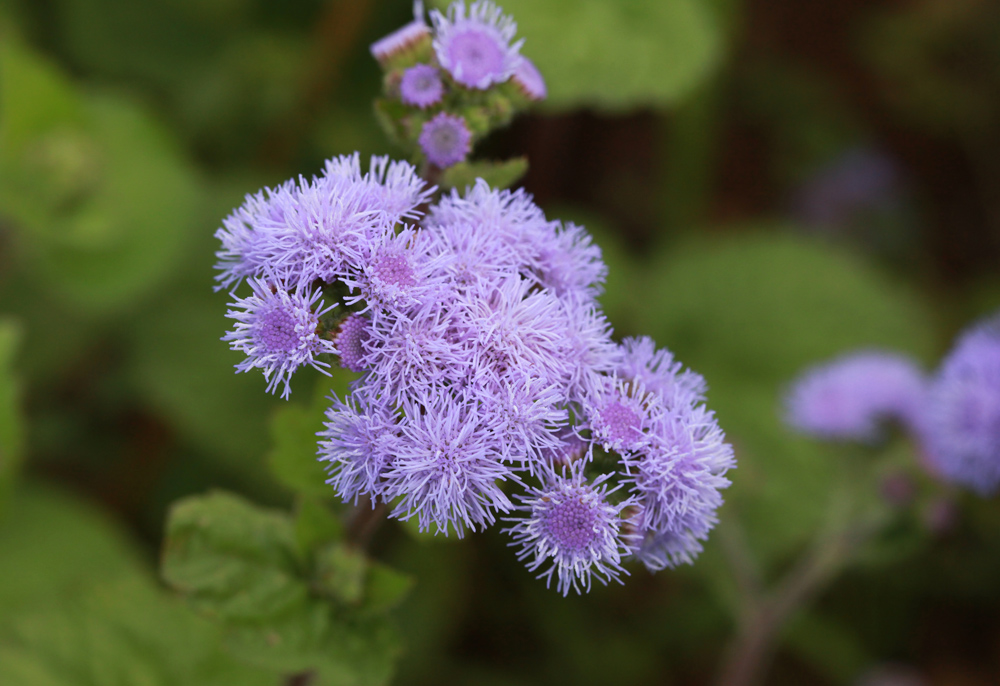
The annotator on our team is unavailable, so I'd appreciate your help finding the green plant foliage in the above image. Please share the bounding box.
[429,0,723,111]
[128,284,276,466]
[163,491,410,686]
[0,37,202,314]
[162,490,309,622]
[440,157,528,191]
[0,485,276,686]
[641,231,935,568]
[0,319,23,516]
[269,369,357,498]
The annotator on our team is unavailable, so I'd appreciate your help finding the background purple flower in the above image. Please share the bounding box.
[419,112,472,167]
[430,0,524,89]
[923,318,1000,495]
[784,351,927,442]
[400,64,444,108]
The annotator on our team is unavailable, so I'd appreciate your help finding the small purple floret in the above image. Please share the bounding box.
[419,112,471,168]
[513,56,546,100]
[334,314,372,373]
[400,64,444,108]
[223,279,335,399]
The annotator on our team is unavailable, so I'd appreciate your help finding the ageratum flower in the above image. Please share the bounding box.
[512,56,546,101]
[370,1,431,66]
[215,154,432,290]
[400,63,444,108]
[506,464,635,595]
[332,313,372,373]
[419,112,472,168]
[784,351,927,442]
[430,0,524,90]
[923,318,1000,495]
[223,278,336,399]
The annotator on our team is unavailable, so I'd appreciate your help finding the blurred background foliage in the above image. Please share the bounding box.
[1,0,999,684]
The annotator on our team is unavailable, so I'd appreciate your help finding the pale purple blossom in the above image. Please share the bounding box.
[923,319,1000,495]
[512,56,546,101]
[370,1,431,66]
[333,314,372,373]
[785,351,927,442]
[223,278,336,399]
[419,112,472,168]
[430,0,524,90]
[506,465,635,595]
[400,64,444,108]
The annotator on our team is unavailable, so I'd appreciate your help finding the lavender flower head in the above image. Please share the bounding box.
[784,352,927,442]
[506,465,635,595]
[512,56,546,101]
[400,64,444,108]
[430,0,524,89]
[419,112,472,168]
[223,278,336,399]
[923,318,1000,495]
[370,1,430,66]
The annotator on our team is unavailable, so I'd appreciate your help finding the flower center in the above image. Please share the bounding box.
[600,401,641,446]
[543,496,598,553]
[374,253,416,287]
[257,307,300,353]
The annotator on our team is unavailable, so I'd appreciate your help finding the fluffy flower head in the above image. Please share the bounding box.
[419,112,472,168]
[431,0,524,89]
[400,63,444,108]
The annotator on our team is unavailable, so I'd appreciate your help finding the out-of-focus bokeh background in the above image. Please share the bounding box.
[1,0,999,684]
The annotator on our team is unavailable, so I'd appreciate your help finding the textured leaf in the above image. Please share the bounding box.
[0,485,275,686]
[162,491,308,622]
[295,497,345,558]
[431,0,723,111]
[0,319,23,516]
[223,602,400,686]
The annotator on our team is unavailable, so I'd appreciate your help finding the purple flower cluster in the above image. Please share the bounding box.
[784,315,1000,496]
[216,155,734,593]
[370,1,546,169]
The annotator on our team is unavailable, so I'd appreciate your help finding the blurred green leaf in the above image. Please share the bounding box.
[0,319,24,515]
[162,491,308,622]
[441,157,528,191]
[0,575,277,686]
[295,497,345,558]
[0,484,275,686]
[430,0,723,111]
[361,563,415,618]
[316,543,368,606]
[223,601,399,686]
[0,36,203,313]
[129,283,275,466]
[0,483,141,615]
[269,370,356,498]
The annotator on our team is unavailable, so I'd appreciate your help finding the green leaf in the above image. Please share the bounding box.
[0,483,142,616]
[223,602,400,686]
[0,37,203,314]
[0,484,276,686]
[129,282,276,467]
[361,563,415,617]
[0,573,278,686]
[440,157,528,191]
[316,544,368,606]
[162,491,309,622]
[0,319,24,516]
[295,497,345,558]
[269,370,357,498]
[430,0,723,111]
